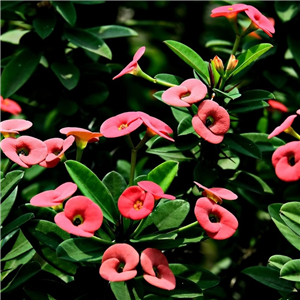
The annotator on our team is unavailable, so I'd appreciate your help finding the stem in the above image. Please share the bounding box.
[3,159,14,175]
[75,147,84,162]
[135,132,151,151]
[130,217,147,239]
[155,78,178,87]
[169,221,199,234]
[231,35,241,56]
[129,149,138,186]
[284,127,300,140]
[123,134,134,149]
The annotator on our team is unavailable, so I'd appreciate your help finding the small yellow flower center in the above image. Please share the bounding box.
[203,190,222,204]
[118,124,128,131]
[228,7,233,11]
[133,200,143,210]
[73,214,84,226]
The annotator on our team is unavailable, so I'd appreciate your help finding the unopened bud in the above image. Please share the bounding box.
[226,55,238,72]
[212,56,225,76]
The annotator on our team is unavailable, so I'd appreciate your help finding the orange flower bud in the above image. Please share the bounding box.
[226,55,238,72]
[212,55,224,75]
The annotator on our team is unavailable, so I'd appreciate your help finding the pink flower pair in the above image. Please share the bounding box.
[118,181,175,220]
[99,244,176,291]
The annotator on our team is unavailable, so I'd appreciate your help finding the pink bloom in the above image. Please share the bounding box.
[118,186,155,220]
[0,96,22,115]
[268,115,297,139]
[211,3,248,19]
[39,136,75,168]
[138,112,174,142]
[137,181,175,200]
[113,46,146,80]
[141,248,176,290]
[0,136,47,168]
[192,100,230,144]
[272,141,300,182]
[100,112,143,138]
[194,197,238,240]
[245,5,275,37]
[60,127,102,149]
[162,79,207,107]
[267,100,288,113]
[54,196,103,237]
[99,243,139,282]
[297,109,300,115]
[194,181,237,204]
[0,119,33,138]
[30,182,77,207]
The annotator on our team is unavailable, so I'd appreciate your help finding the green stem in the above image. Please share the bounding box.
[130,217,147,239]
[3,159,14,175]
[129,149,138,186]
[123,134,135,149]
[75,147,84,162]
[284,127,300,140]
[155,78,178,87]
[231,35,241,56]
[170,221,199,234]
[135,133,151,151]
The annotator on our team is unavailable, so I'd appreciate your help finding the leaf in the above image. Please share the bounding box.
[284,184,300,201]
[110,281,131,300]
[65,160,118,224]
[230,89,275,104]
[213,88,241,100]
[81,82,109,105]
[268,203,300,251]
[177,115,194,136]
[280,259,300,282]
[74,1,104,4]
[171,106,190,123]
[152,200,190,231]
[229,171,264,194]
[223,133,262,159]
[51,61,80,90]
[229,101,269,113]
[87,25,138,39]
[52,1,76,26]
[275,1,299,23]
[0,29,30,44]
[164,40,209,85]
[102,171,127,203]
[1,187,18,226]
[242,266,295,293]
[154,73,184,86]
[1,48,42,98]
[269,255,292,270]
[280,202,300,225]
[147,161,179,192]
[288,33,300,68]
[1,213,34,238]
[231,43,273,77]
[32,11,56,39]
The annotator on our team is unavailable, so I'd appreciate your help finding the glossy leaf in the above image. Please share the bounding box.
[275,1,299,23]
[213,88,241,100]
[280,214,300,237]
[231,43,273,77]
[229,101,269,113]
[230,89,275,104]
[130,232,177,243]
[147,160,179,192]
[177,115,194,136]
[51,61,80,90]
[1,48,42,98]
[223,133,262,159]
[164,40,209,85]
[102,171,127,202]
[154,73,184,86]
[52,1,76,26]
[65,160,118,224]
[87,25,138,39]
[229,171,264,194]
[151,151,193,162]
[280,259,300,282]
[1,213,34,238]
[171,106,191,123]
[1,187,18,226]
[111,281,131,300]
[269,255,292,270]
[21,204,56,222]
[32,12,56,39]
[287,33,300,68]
[280,202,300,225]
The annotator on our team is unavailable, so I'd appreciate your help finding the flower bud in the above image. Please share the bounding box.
[226,55,238,72]
[212,56,224,76]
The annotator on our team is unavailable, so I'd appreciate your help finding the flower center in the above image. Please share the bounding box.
[228,7,233,11]
[133,200,143,210]
[17,147,29,156]
[203,190,222,204]
[118,123,128,131]
[180,92,191,99]
[289,156,295,166]
[52,147,62,156]
[153,267,160,278]
[209,214,219,223]
[205,116,214,127]
[117,262,125,273]
[72,214,83,226]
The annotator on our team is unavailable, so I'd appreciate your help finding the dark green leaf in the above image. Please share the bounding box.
[280,259,300,282]
[111,281,131,300]
[130,232,177,243]
[284,184,300,201]
[74,1,104,4]
[82,82,109,105]
[154,73,184,86]
[171,106,190,123]
[1,187,18,226]
[213,88,241,100]
[230,89,275,104]
[280,202,300,225]
[1,213,34,238]
[1,170,24,201]
[229,171,264,194]
[177,115,194,136]
[0,1,23,10]
[288,33,300,68]
[229,101,269,113]
[20,204,56,222]
[52,1,76,26]
[102,171,127,203]
[32,12,56,39]
[275,1,299,23]
[269,255,292,270]
[87,25,138,39]
[150,151,193,162]
[152,90,164,102]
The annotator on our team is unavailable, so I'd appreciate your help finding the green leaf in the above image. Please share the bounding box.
[1,187,18,226]
[151,151,193,162]
[154,73,184,86]
[213,88,241,100]
[110,281,131,300]
[51,61,80,90]
[171,106,190,123]
[1,213,34,238]
[229,101,269,113]
[242,266,295,293]
[280,259,300,282]
[288,33,300,68]
[152,200,189,231]
[147,161,179,192]
[20,204,56,222]
[74,1,104,4]
[223,133,262,159]
[32,12,56,39]
[87,25,138,39]
[57,237,112,263]
[82,82,109,105]
[1,48,42,98]
[229,171,264,194]
[65,160,118,224]
[269,255,292,270]
[230,89,275,104]
[268,203,300,251]
[102,171,127,203]
[231,43,273,77]
[152,90,164,102]
[52,1,76,26]
[275,1,299,23]
[280,202,300,225]
[164,40,209,85]
[131,232,177,243]
[64,28,112,59]
[0,29,30,44]
[280,205,300,237]
[177,115,194,136]
[284,184,300,201]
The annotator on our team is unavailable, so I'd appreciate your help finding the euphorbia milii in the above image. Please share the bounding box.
[267,100,288,113]
[30,182,77,207]
[137,181,175,200]
[0,96,22,115]
[194,197,238,240]
[39,136,75,168]
[118,186,155,220]
[271,141,300,182]
[211,3,248,19]
[162,79,207,107]
[194,181,238,204]
[0,136,47,168]
[192,100,230,144]
[99,244,139,282]
[268,114,298,139]
[141,248,176,290]
[0,119,33,138]
[54,196,103,237]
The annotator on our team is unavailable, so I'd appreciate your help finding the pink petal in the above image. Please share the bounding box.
[0,119,32,135]
[112,63,136,80]
[268,115,297,139]
[208,188,238,200]
[141,248,169,276]
[162,86,191,107]
[143,265,176,290]
[53,182,77,203]
[211,4,248,18]
[179,79,207,104]
[137,181,175,200]
[267,100,288,113]
[30,190,61,207]
[133,46,146,62]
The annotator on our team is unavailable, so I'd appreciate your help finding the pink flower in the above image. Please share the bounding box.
[0,96,22,115]
[211,3,248,19]
[271,141,300,182]
[268,115,297,139]
[161,79,207,107]
[194,197,238,240]
[30,182,77,207]
[118,186,155,220]
[267,100,288,113]
[99,244,139,282]
[140,248,176,290]
[100,112,143,138]
[0,136,47,168]
[194,181,237,204]
[192,100,230,144]
[138,112,174,142]
[137,181,175,200]
[0,119,33,138]
[54,196,103,237]
[245,5,275,37]
[39,136,75,168]
[297,109,300,115]
[60,127,102,149]
[113,47,146,80]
